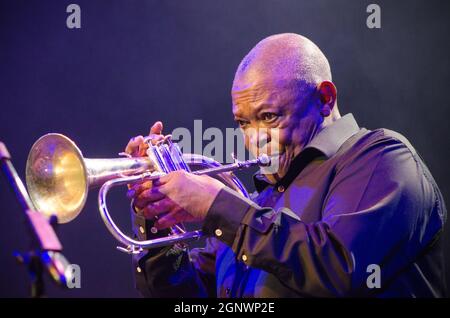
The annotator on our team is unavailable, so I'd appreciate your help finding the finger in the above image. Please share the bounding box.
[138,141,150,157]
[125,135,144,154]
[156,170,183,187]
[127,180,153,199]
[134,188,166,209]
[149,121,163,135]
[154,209,183,230]
[125,135,144,156]
[147,134,165,146]
[142,198,174,219]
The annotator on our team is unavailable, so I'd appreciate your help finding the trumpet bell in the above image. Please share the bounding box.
[26,134,88,223]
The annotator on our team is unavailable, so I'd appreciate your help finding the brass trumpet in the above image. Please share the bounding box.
[25,133,270,254]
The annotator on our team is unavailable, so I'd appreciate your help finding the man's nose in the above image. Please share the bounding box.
[248,128,271,149]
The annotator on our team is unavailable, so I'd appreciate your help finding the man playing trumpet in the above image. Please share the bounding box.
[125,33,446,297]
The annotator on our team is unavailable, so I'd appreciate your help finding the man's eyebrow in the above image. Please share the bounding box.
[254,102,276,114]
[232,108,243,118]
[233,102,276,120]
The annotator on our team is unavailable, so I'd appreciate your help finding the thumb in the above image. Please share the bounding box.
[149,121,163,135]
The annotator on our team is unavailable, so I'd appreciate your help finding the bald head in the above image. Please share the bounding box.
[233,33,332,93]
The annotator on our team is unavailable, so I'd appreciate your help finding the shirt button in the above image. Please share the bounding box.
[242,254,248,262]
[150,227,158,234]
[277,185,285,193]
[139,226,145,234]
[215,229,223,237]
[136,266,142,273]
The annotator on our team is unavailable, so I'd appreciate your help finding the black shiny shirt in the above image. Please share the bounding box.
[131,114,447,297]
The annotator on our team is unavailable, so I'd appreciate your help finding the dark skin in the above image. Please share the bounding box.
[125,122,225,229]
[125,42,340,230]
[232,78,339,183]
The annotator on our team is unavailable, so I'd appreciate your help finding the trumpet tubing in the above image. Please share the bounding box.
[25,133,270,253]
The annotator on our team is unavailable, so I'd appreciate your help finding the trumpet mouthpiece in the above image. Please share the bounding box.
[258,154,271,166]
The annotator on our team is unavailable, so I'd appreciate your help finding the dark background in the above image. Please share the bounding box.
[0,0,449,297]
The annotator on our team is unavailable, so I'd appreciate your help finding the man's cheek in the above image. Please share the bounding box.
[243,133,258,157]
[243,135,252,154]
[271,130,288,155]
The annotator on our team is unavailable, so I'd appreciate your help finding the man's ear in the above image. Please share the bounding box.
[318,81,337,106]
[317,81,337,117]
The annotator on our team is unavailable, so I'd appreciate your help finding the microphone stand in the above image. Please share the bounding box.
[0,141,71,297]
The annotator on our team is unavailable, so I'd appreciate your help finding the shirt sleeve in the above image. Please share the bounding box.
[202,133,444,297]
[131,208,217,297]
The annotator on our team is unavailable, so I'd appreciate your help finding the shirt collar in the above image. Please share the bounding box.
[304,113,360,158]
[253,113,360,192]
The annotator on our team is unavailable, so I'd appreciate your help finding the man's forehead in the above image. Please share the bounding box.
[232,79,299,111]
[232,77,298,97]
[233,84,273,111]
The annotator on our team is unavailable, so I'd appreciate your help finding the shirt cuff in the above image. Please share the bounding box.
[130,202,171,241]
[202,187,254,246]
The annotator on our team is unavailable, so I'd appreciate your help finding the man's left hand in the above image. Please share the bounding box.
[128,170,225,229]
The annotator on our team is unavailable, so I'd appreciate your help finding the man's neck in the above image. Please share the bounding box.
[320,106,341,130]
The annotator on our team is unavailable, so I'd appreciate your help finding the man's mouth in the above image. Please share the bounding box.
[257,151,284,175]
